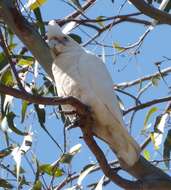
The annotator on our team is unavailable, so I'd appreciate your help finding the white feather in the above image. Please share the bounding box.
[47,21,140,166]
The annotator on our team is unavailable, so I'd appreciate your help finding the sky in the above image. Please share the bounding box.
[1,0,171,190]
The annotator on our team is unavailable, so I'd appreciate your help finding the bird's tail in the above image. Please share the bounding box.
[94,121,140,166]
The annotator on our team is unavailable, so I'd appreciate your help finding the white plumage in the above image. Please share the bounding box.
[47,20,140,166]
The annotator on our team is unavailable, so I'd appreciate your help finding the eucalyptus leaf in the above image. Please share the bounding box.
[0,178,13,189]
[0,146,13,158]
[144,107,158,128]
[21,100,29,123]
[163,129,171,168]
[69,33,82,44]
[39,164,63,177]
[32,180,42,190]
[7,112,28,136]
[143,150,150,160]
[34,8,45,36]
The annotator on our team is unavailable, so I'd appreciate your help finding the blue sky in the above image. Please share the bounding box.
[1,0,171,189]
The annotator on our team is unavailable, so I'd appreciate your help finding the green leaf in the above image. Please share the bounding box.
[96,16,105,27]
[163,129,171,169]
[29,0,47,10]
[144,107,158,128]
[0,69,14,86]
[18,58,33,67]
[113,42,125,52]
[143,150,150,160]
[77,165,96,186]
[60,144,81,164]
[43,77,55,95]
[69,0,82,9]
[21,101,29,123]
[8,43,17,50]
[151,75,160,86]
[6,112,28,136]
[0,146,13,158]
[0,52,8,71]
[39,164,63,177]
[34,8,45,36]
[95,176,105,190]
[32,180,42,190]
[68,33,82,44]
[59,153,73,164]
[0,178,13,189]
[34,104,45,127]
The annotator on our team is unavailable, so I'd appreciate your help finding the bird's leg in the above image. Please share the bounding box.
[58,110,76,115]
[66,116,81,130]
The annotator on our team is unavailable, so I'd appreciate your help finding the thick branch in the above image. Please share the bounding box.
[129,0,171,25]
[0,84,87,115]
[80,112,142,189]
[0,0,53,77]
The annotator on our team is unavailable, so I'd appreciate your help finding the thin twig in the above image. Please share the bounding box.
[116,66,171,89]
[0,27,26,92]
[124,95,171,115]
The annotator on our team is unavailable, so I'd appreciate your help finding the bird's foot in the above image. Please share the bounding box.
[58,110,77,115]
[66,117,80,130]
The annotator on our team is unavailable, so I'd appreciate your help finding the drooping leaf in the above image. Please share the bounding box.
[0,116,12,133]
[69,0,82,10]
[18,58,33,67]
[0,178,13,189]
[143,150,150,160]
[164,1,171,12]
[11,147,22,182]
[3,94,13,114]
[28,0,47,10]
[153,113,169,150]
[94,176,105,190]
[8,43,17,51]
[68,33,82,44]
[34,8,45,36]
[39,164,63,177]
[0,52,8,71]
[77,165,96,186]
[144,107,158,128]
[0,146,13,158]
[32,180,42,190]
[163,129,171,168]
[96,16,105,27]
[62,21,77,34]
[0,69,14,86]
[21,101,29,123]
[59,153,73,164]
[34,104,46,127]
[6,112,28,136]
[113,42,125,52]
[60,144,82,164]
[151,75,160,86]
[43,76,55,95]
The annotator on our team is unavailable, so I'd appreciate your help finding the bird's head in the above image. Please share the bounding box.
[47,20,69,55]
[47,20,83,56]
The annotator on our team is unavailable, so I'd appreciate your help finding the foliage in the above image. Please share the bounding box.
[0,0,171,189]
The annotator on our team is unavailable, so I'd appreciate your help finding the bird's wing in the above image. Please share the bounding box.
[78,50,124,126]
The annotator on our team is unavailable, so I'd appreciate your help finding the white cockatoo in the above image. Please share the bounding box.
[47,20,140,166]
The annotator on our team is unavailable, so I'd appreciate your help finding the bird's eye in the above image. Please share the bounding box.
[64,36,68,40]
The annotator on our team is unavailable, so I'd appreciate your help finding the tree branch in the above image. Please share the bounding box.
[116,66,171,89]
[0,84,88,115]
[0,0,53,77]
[129,0,171,25]
[124,96,171,115]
